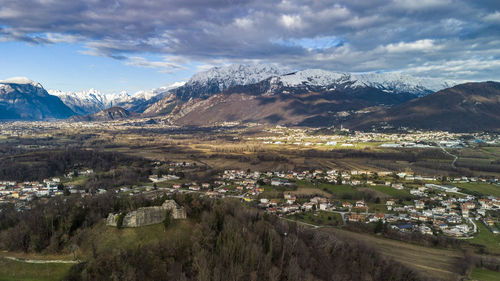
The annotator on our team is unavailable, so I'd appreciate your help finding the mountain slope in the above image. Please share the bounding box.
[0,77,75,120]
[172,64,288,100]
[146,65,457,120]
[49,84,180,115]
[165,83,417,126]
[70,107,133,122]
[347,81,500,132]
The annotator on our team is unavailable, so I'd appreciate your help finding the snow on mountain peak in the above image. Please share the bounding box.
[0,77,43,88]
[187,64,289,91]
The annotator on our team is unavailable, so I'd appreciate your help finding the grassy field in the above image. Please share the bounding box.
[470,220,500,254]
[76,219,194,259]
[455,183,500,197]
[322,228,463,280]
[0,258,73,281]
[368,185,412,198]
[317,183,361,198]
[287,211,343,226]
[469,267,500,281]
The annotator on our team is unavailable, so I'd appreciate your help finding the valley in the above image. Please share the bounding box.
[0,120,498,280]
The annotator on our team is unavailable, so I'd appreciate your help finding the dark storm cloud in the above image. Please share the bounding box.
[0,0,499,80]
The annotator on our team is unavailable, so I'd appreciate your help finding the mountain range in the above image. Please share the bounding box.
[346,81,500,132]
[2,65,498,132]
[0,77,75,120]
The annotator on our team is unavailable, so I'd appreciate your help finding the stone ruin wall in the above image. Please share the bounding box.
[107,200,186,227]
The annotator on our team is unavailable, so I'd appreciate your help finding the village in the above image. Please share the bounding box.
[2,158,500,240]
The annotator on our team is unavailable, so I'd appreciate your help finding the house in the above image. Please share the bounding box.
[342,202,353,209]
[355,200,367,208]
[319,202,329,210]
[189,185,200,191]
[347,213,366,222]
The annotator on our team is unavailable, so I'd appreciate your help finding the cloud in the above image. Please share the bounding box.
[0,0,499,80]
[383,39,440,53]
[125,56,187,73]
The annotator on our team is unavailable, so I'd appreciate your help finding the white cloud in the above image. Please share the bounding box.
[125,56,186,73]
[383,39,439,53]
[280,14,303,29]
[484,11,500,23]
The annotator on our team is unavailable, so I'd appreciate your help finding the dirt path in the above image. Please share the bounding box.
[3,256,80,264]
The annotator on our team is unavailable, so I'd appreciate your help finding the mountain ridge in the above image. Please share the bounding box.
[0,78,75,120]
[346,81,500,132]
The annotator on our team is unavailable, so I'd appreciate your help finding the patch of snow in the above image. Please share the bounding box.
[0,77,43,88]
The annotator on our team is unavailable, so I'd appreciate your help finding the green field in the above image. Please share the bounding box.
[469,267,500,281]
[368,185,412,198]
[455,183,500,197]
[287,211,343,226]
[311,183,361,198]
[0,258,73,281]
[470,220,500,254]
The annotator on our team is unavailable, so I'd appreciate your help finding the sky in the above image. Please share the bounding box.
[0,0,499,93]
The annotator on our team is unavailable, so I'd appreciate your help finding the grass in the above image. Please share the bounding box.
[323,228,463,280]
[287,211,343,226]
[258,184,296,199]
[469,267,500,281]
[470,220,500,254]
[0,258,73,281]
[76,219,194,259]
[314,183,361,199]
[455,183,500,197]
[368,203,388,213]
[368,185,411,198]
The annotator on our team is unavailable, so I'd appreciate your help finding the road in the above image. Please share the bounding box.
[438,143,458,169]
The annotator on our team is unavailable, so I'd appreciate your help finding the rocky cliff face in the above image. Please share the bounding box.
[107,200,186,227]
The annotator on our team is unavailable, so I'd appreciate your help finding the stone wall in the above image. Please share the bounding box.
[107,199,186,227]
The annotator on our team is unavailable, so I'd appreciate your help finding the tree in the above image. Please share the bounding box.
[163,209,172,230]
[374,219,384,233]
[63,188,71,196]
[116,212,126,229]
[336,173,343,185]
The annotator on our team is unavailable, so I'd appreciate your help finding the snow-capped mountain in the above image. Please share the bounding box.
[169,64,457,101]
[48,88,111,115]
[49,82,184,115]
[0,77,75,120]
[266,69,457,96]
[173,64,288,100]
[145,64,461,125]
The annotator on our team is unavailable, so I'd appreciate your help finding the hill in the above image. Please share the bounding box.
[0,77,75,120]
[347,81,500,132]
[70,107,133,121]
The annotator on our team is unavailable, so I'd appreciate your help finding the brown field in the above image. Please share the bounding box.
[321,228,464,281]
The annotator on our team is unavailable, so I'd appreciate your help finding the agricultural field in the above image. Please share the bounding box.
[456,183,500,197]
[470,220,500,255]
[469,267,500,281]
[323,228,464,280]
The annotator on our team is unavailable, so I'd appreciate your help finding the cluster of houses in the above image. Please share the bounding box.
[0,177,74,206]
[252,127,500,148]
[160,168,499,238]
